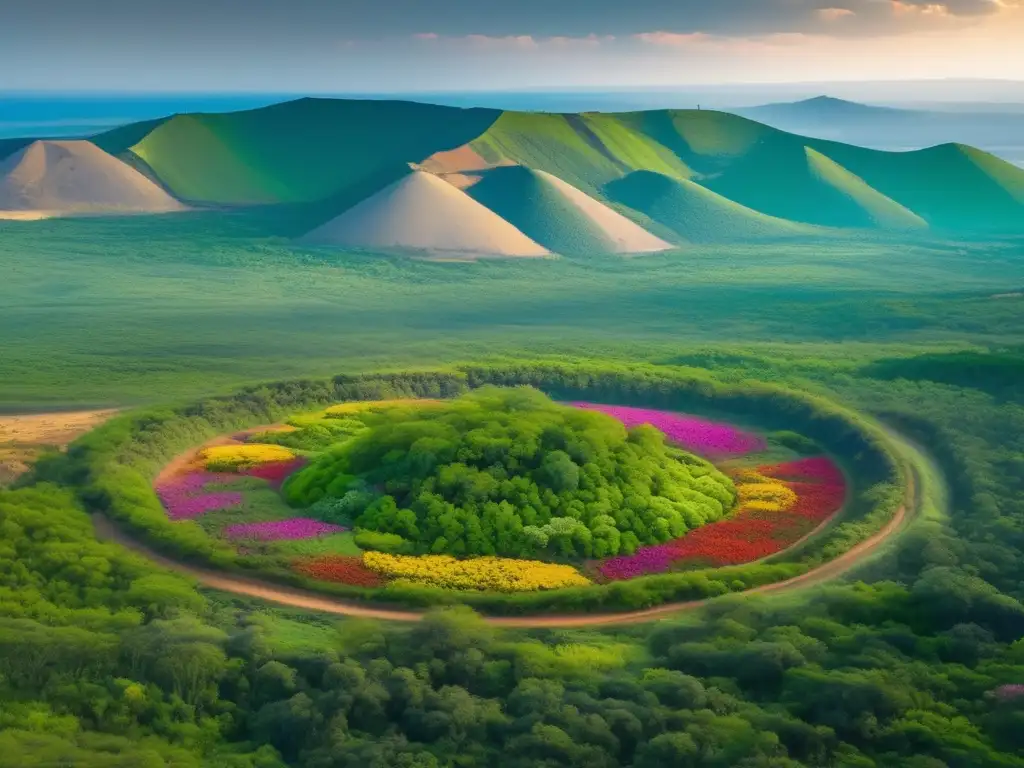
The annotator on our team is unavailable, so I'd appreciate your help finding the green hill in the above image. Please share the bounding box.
[820,142,1024,231]
[464,165,672,254]
[704,140,927,230]
[119,98,500,205]
[605,170,814,242]
[79,98,1024,236]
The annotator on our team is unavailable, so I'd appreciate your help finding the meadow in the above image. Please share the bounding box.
[1,210,1023,406]
[2,209,1024,766]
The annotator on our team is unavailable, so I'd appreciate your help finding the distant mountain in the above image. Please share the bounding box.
[4,97,1024,248]
[742,96,907,120]
[734,96,1024,167]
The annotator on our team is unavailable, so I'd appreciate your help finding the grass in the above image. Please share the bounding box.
[605,171,812,242]
[126,98,500,205]
[467,165,632,254]
[1,210,1023,406]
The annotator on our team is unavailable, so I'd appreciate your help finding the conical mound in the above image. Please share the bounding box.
[302,171,550,257]
[606,171,813,243]
[467,166,673,255]
[0,140,185,218]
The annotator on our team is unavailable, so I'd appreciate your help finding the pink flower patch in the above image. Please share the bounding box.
[155,471,242,520]
[570,402,766,457]
[223,518,346,541]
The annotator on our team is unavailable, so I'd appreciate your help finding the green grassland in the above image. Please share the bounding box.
[1,207,1023,406]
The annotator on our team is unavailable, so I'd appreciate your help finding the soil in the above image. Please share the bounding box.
[0,409,118,484]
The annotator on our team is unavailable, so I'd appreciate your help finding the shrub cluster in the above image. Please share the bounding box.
[285,387,737,559]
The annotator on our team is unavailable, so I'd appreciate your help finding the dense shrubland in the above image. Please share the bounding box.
[2,466,1023,767]
[284,387,736,559]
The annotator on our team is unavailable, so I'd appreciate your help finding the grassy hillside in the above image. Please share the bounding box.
[121,98,500,205]
[704,140,927,229]
[465,165,671,254]
[823,142,1024,231]
[605,170,814,242]
[79,98,1024,235]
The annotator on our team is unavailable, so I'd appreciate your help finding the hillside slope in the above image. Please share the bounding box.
[77,98,1024,235]
[606,171,814,242]
[822,142,1024,231]
[302,170,549,257]
[0,140,185,218]
[124,99,500,205]
[465,165,672,254]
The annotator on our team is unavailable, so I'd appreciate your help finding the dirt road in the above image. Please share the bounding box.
[93,472,911,628]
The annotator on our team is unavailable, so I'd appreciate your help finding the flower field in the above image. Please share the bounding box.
[598,456,846,580]
[294,555,384,587]
[155,398,850,596]
[363,552,591,592]
[224,518,345,541]
[155,471,242,520]
[238,457,308,489]
[200,444,296,471]
[569,403,766,457]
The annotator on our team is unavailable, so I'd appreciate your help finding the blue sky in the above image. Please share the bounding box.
[4,0,1022,91]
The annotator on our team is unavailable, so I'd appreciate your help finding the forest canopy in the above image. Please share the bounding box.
[284,387,737,559]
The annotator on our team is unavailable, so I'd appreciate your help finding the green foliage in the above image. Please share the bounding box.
[3,349,1024,766]
[353,530,414,554]
[286,386,736,559]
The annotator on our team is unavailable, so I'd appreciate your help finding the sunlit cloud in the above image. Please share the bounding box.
[412,32,613,50]
[817,8,856,21]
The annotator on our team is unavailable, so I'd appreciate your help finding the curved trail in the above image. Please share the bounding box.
[94,430,917,628]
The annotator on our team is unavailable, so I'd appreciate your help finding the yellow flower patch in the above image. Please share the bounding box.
[201,443,296,471]
[734,472,798,513]
[363,551,591,592]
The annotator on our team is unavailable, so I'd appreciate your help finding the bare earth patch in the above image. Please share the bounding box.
[0,409,118,484]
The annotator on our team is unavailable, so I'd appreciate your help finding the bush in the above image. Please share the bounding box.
[353,530,413,554]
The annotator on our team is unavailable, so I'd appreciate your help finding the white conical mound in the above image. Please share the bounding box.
[303,171,550,257]
[533,169,673,254]
[0,140,185,218]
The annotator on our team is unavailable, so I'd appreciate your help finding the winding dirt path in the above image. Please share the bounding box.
[94,449,915,628]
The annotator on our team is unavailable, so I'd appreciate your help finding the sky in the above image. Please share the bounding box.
[2,0,1023,92]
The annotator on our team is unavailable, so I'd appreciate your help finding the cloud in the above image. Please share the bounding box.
[817,8,856,21]
[631,31,816,52]
[412,32,613,49]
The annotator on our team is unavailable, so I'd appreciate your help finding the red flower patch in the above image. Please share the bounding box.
[294,555,384,587]
[598,455,846,580]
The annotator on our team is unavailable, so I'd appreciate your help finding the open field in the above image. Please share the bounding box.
[2,211,1023,406]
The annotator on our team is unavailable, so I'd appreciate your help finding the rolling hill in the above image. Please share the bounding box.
[44,96,1023,240]
[605,171,813,242]
[0,140,185,219]
[463,165,672,255]
[302,170,549,258]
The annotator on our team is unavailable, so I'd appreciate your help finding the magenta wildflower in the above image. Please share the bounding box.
[570,403,766,457]
[155,471,243,520]
[223,518,346,541]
